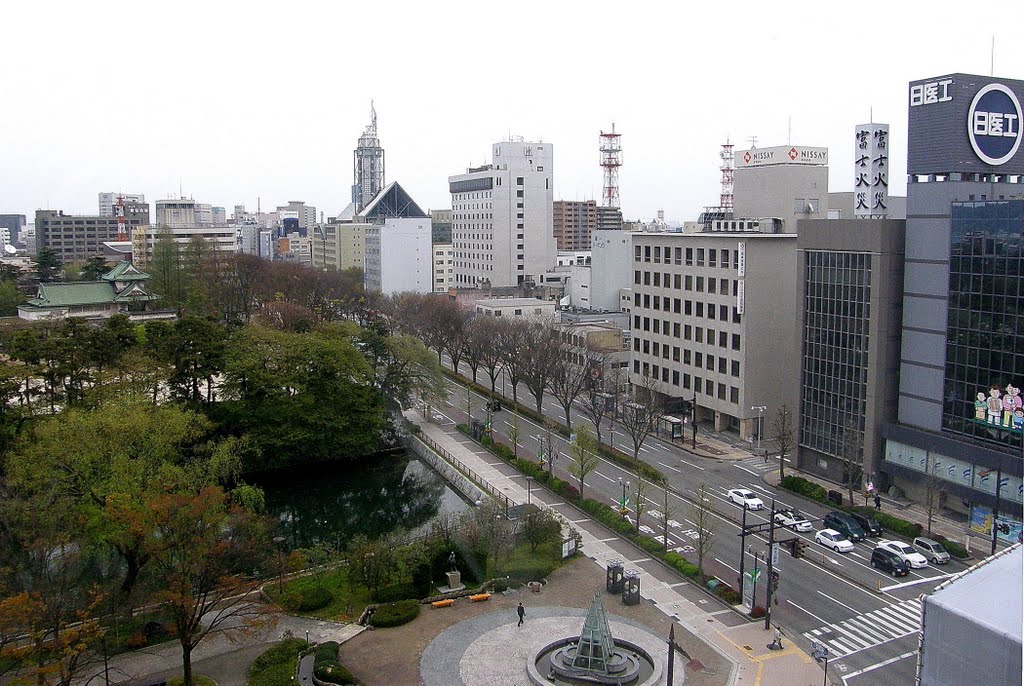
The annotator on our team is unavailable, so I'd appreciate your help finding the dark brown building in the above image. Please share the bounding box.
[553,200,597,251]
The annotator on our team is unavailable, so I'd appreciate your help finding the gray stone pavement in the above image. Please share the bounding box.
[408,409,828,686]
[75,614,363,686]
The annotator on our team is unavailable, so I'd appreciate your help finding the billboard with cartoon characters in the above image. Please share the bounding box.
[972,382,1024,433]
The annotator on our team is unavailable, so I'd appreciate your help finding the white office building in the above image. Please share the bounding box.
[449,140,555,288]
[98,192,146,217]
[365,218,432,295]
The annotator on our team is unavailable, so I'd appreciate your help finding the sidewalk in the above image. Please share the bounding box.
[407,409,828,686]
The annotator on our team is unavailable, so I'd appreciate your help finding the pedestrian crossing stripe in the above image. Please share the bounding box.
[803,598,922,658]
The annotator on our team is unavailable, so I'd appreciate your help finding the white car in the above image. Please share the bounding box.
[876,540,929,569]
[815,528,855,553]
[774,509,813,532]
[727,488,765,510]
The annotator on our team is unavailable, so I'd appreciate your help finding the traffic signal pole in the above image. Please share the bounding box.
[738,504,748,590]
[765,499,776,630]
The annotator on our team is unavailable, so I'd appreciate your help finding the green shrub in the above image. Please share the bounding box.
[313,641,340,665]
[715,584,741,605]
[750,606,766,618]
[505,563,554,583]
[780,476,829,504]
[492,443,515,461]
[295,586,333,612]
[249,659,296,686]
[933,535,968,559]
[634,535,666,555]
[369,599,421,628]
[372,582,420,603]
[554,481,579,501]
[249,638,308,677]
[849,507,922,539]
[314,662,354,685]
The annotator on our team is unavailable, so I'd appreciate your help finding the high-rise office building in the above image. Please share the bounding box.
[37,204,149,263]
[553,200,597,251]
[449,140,555,288]
[882,73,1023,530]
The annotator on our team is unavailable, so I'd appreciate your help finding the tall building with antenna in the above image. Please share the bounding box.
[599,124,622,209]
[352,102,385,214]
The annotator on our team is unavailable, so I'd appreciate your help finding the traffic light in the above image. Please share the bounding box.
[768,570,780,595]
[791,539,808,559]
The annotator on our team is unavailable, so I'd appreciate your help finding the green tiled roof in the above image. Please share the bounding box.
[102,261,151,281]
[28,282,119,307]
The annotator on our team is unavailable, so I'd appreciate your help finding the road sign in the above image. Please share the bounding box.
[749,567,762,583]
[771,543,779,566]
[742,574,754,608]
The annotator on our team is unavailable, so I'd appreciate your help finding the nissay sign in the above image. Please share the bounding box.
[907,74,1024,175]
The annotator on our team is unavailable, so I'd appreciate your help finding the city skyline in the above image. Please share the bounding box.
[3,0,1022,224]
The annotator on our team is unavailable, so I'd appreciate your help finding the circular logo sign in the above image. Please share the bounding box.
[967,83,1022,166]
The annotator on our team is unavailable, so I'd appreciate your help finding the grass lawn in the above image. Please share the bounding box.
[167,675,217,686]
[264,567,372,622]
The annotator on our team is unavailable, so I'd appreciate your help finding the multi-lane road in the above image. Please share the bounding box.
[434,372,966,686]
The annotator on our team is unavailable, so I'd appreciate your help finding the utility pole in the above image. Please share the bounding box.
[738,504,747,589]
[765,498,776,630]
[691,393,698,449]
[666,624,675,685]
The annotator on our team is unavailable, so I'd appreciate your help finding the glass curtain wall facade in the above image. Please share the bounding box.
[942,199,1023,454]
[801,251,871,459]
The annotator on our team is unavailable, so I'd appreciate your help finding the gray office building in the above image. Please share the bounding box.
[36,204,150,263]
[0,214,26,244]
[796,219,906,486]
[882,73,1024,529]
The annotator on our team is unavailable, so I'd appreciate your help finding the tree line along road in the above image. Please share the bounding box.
[433,371,965,686]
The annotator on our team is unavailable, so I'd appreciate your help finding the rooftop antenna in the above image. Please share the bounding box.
[787,116,791,145]
[991,35,995,76]
[747,136,758,149]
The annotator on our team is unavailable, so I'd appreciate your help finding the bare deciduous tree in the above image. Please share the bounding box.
[924,454,945,537]
[633,477,651,534]
[657,477,675,552]
[508,413,521,459]
[548,340,592,432]
[520,323,561,415]
[692,482,717,580]
[839,420,864,507]
[497,321,527,404]
[620,375,662,462]
[770,404,796,481]
[568,425,599,496]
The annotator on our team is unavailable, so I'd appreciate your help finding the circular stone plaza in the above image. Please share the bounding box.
[420,605,685,686]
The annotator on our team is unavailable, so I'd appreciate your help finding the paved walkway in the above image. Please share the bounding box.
[408,409,828,686]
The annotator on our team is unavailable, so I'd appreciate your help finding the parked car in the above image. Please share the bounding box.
[774,509,813,532]
[849,512,883,537]
[486,400,503,412]
[822,511,867,543]
[815,528,855,553]
[913,537,951,565]
[727,488,765,510]
[870,547,910,577]
[875,540,929,569]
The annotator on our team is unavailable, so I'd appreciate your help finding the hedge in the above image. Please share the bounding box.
[780,476,829,504]
[505,563,555,583]
[849,506,922,539]
[248,665,296,686]
[369,599,421,628]
[312,642,355,685]
[249,638,308,677]
[930,534,969,559]
[373,582,421,603]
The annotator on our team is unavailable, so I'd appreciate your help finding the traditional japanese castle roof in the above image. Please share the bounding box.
[23,261,159,310]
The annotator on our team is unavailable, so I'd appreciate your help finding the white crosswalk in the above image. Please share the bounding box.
[737,455,782,473]
[803,598,922,658]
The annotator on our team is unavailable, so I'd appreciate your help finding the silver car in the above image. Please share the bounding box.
[913,537,950,565]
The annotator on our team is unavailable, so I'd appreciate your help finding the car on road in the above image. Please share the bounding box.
[727,488,765,510]
[875,540,929,569]
[849,512,883,537]
[913,537,951,565]
[774,509,813,532]
[815,528,855,553]
[486,400,502,412]
[870,547,910,577]
[822,511,867,543]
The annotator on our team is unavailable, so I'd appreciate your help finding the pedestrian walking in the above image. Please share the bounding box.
[517,602,525,627]
[874,494,882,510]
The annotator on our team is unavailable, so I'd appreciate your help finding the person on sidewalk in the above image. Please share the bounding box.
[874,494,882,510]
[517,602,525,627]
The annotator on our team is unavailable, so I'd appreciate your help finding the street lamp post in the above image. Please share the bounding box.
[812,643,830,686]
[691,393,698,449]
[751,405,767,454]
[618,477,630,516]
[526,476,533,505]
[272,536,286,595]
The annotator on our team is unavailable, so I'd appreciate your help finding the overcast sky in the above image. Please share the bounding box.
[3,0,1022,224]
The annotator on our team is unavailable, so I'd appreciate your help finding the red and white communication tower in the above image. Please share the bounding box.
[719,140,734,212]
[599,124,622,208]
[115,194,127,241]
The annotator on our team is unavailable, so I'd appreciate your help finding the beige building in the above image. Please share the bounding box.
[553,200,597,251]
[433,243,454,293]
[473,297,557,319]
[311,221,368,272]
[629,230,798,439]
[131,225,237,269]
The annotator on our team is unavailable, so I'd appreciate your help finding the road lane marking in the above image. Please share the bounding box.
[678,458,705,471]
[594,471,616,483]
[786,599,830,626]
[658,461,682,472]
[733,464,761,477]
[879,572,954,592]
[713,558,739,574]
[816,590,859,613]
[839,651,916,684]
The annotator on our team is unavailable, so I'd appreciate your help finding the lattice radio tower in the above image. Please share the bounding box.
[599,124,622,208]
[719,139,734,212]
